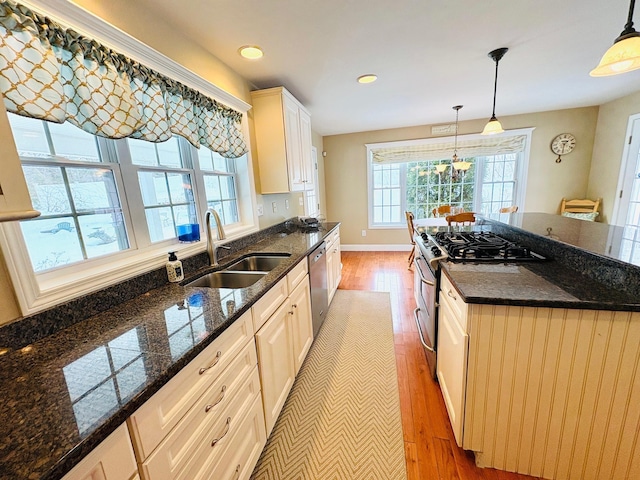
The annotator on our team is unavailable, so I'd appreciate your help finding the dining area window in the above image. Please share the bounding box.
[367,130,531,228]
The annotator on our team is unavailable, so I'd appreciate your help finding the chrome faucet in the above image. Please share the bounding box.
[205,208,229,267]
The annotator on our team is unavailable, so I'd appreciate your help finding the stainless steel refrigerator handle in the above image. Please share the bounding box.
[413,307,435,353]
[414,257,435,286]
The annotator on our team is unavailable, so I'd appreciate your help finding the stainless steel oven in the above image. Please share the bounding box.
[413,234,447,378]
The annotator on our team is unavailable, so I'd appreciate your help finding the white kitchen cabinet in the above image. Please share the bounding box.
[0,92,40,222]
[289,275,313,374]
[255,299,296,436]
[436,273,469,447]
[326,228,341,304]
[253,258,313,435]
[62,424,138,480]
[127,310,266,480]
[251,87,314,194]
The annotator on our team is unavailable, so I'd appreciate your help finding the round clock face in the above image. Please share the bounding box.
[551,133,576,155]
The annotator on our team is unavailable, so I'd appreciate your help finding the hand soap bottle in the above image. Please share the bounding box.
[166,251,184,282]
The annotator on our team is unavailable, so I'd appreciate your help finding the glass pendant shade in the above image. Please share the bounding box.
[592,0,640,76]
[434,164,448,173]
[452,161,472,171]
[590,35,640,76]
[481,116,504,135]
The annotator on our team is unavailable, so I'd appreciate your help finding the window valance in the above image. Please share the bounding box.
[0,0,247,158]
[371,134,527,164]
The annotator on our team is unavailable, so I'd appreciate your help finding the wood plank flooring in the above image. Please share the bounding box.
[338,251,541,480]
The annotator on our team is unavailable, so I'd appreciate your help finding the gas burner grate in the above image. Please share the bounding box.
[434,231,545,262]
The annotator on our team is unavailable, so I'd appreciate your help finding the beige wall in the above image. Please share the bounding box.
[324,107,599,246]
[588,91,640,223]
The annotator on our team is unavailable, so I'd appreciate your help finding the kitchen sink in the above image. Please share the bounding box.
[225,253,291,272]
[185,271,266,289]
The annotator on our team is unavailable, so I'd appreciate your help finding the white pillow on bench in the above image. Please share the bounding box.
[561,211,598,221]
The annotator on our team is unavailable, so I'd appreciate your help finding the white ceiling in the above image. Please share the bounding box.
[136,0,640,136]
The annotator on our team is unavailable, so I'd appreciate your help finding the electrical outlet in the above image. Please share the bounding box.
[361,229,367,237]
[257,204,264,216]
[272,201,277,213]
[285,199,290,209]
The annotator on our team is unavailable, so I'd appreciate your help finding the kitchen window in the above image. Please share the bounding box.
[367,130,532,228]
[1,113,256,314]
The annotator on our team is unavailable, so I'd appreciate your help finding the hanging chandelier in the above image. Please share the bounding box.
[451,105,471,178]
[481,47,508,135]
[591,0,640,76]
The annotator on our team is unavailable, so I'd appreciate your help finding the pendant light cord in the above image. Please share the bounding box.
[619,0,638,38]
[454,108,459,155]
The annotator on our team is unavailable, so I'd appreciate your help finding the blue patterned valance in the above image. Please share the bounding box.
[0,0,247,158]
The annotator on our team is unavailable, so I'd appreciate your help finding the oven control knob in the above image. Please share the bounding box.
[431,246,442,256]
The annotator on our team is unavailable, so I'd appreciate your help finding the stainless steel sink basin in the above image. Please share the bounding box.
[186,271,266,289]
[225,254,291,272]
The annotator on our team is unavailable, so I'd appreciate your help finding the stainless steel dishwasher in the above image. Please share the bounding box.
[308,242,328,338]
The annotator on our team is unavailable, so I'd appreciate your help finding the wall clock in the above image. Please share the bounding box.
[551,133,576,163]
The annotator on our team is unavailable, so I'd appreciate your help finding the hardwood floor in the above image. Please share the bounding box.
[338,251,540,480]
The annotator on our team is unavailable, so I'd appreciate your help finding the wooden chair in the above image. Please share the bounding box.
[432,205,452,217]
[499,205,518,213]
[446,212,476,226]
[560,198,600,221]
[405,211,416,269]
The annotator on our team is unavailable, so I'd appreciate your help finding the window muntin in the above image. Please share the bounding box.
[7,113,250,281]
[369,153,521,227]
[198,147,240,226]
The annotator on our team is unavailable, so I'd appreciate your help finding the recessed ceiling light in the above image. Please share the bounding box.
[239,46,264,60]
[357,74,377,84]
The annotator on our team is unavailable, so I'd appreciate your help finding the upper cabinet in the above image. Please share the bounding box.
[251,87,314,194]
[0,92,39,222]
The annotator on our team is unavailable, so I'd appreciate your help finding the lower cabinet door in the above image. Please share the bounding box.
[202,396,267,480]
[255,300,296,436]
[62,424,138,480]
[289,275,313,374]
[436,295,469,447]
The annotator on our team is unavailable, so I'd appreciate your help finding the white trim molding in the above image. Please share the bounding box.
[341,244,412,252]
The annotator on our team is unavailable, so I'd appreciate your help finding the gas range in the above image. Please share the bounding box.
[415,230,546,266]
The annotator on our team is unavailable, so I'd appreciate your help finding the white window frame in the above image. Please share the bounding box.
[366,128,532,229]
[0,0,259,315]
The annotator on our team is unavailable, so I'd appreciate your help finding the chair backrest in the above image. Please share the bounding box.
[499,205,518,213]
[405,211,415,244]
[446,212,476,226]
[560,198,600,214]
[432,205,452,217]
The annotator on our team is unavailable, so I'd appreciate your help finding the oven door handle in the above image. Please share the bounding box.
[413,307,435,353]
[414,257,435,286]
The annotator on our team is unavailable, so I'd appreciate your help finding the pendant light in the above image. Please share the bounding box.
[481,47,508,135]
[451,105,471,177]
[591,0,640,76]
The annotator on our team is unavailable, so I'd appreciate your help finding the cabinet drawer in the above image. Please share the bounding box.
[201,395,267,480]
[287,258,308,292]
[173,375,262,480]
[63,424,137,480]
[139,342,258,479]
[251,276,288,331]
[440,273,468,332]
[129,311,254,459]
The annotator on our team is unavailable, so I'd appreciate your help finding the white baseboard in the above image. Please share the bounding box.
[341,244,412,252]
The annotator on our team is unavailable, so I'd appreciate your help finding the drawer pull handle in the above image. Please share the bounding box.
[232,464,241,479]
[447,290,458,301]
[292,303,297,309]
[199,351,222,375]
[211,417,231,447]
[205,385,227,412]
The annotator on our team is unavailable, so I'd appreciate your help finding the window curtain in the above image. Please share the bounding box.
[0,0,247,158]
[371,134,527,164]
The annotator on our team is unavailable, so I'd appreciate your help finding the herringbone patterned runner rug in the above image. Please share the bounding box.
[251,289,407,480]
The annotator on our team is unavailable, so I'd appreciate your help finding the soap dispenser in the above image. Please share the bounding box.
[166,251,184,283]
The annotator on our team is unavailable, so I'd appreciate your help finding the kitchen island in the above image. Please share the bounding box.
[0,221,339,480]
[419,213,640,480]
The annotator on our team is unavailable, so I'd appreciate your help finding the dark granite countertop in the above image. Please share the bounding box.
[416,214,640,312]
[0,222,339,480]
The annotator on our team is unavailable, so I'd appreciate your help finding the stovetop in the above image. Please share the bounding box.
[431,231,546,262]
